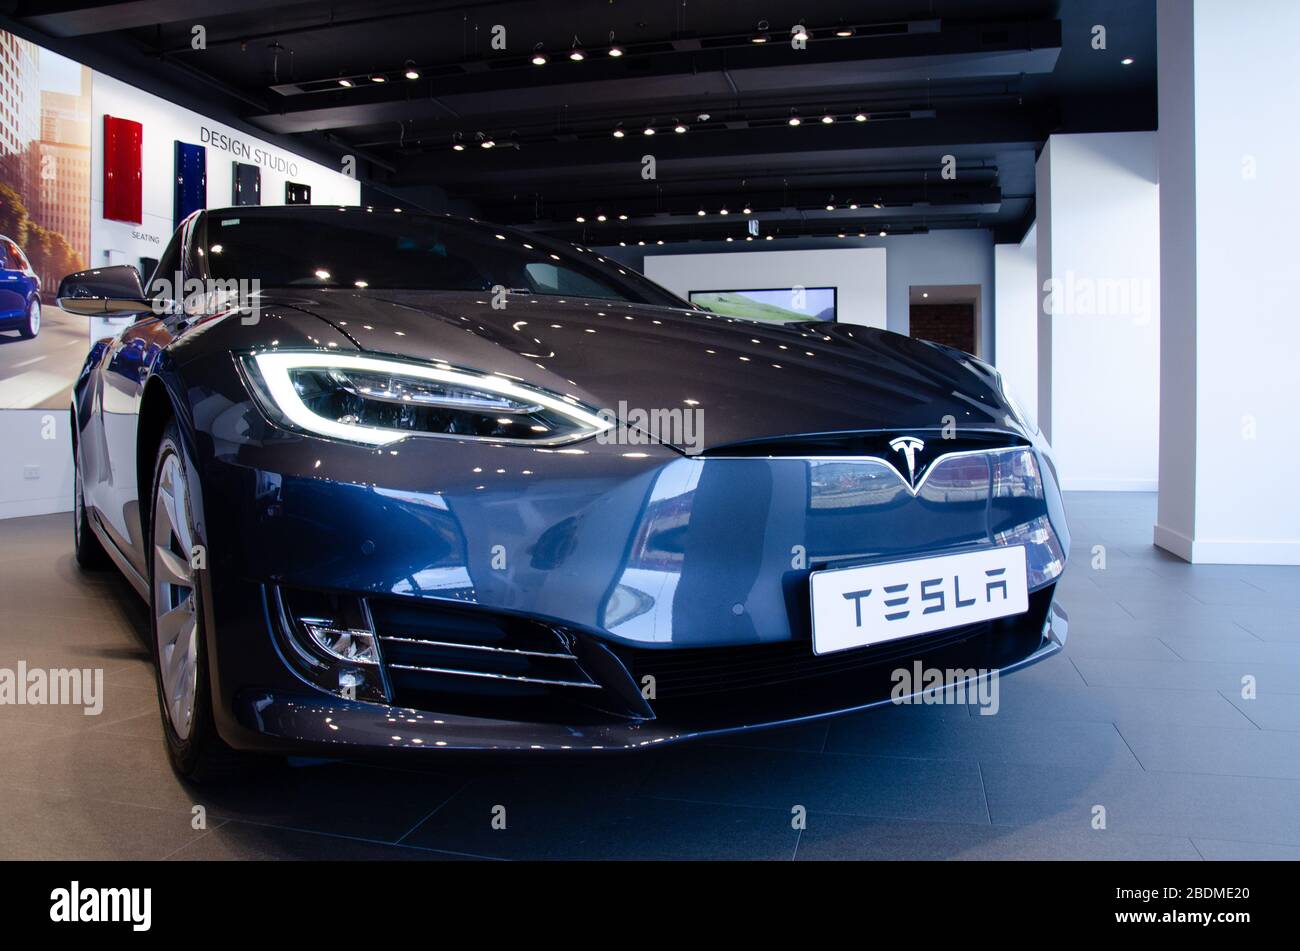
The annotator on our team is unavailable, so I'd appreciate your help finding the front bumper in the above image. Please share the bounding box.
[192,397,1070,753]
[236,602,1068,752]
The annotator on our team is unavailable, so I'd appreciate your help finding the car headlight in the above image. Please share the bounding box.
[241,351,612,447]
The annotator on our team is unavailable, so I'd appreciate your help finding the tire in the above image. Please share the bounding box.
[18,298,39,339]
[147,420,242,782]
[72,439,111,570]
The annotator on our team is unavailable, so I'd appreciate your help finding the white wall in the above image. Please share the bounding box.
[643,247,887,328]
[1036,132,1160,491]
[90,71,360,269]
[994,223,1038,422]
[1155,0,1300,564]
[0,67,363,522]
[0,410,73,518]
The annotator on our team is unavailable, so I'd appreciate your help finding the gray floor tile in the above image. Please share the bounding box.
[824,713,1141,769]
[1192,838,1300,860]
[1116,722,1300,780]
[794,814,1200,860]
[982,762,1300,844]
[1224,693,1300,732]
[165,821,472,860]
[638,745,989,823]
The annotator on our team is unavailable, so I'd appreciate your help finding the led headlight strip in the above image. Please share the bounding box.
[248,351,613,447]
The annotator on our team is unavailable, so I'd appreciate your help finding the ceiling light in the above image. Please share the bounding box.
[338,78,354,88]
[643,124,655,135]
[618,213,628,220]
[879,229,887,236]
[836,27,855,37]
[719,207,729,215]
[697,208,706,216]
[612,124,625,138]
[637,240,646,246]
[742,205,752,214]
[608,31,624,57]
[596,214,607,222]
[531,44,548,66]
[656,240,664,245]
[793,26,809,42]
[569,36,585,61]
[697,113,710,122]
[403,61,420,80]
[826,203,835,211]
[837,232,846,238]
[451,133,465,151]
[922,292,929,298]
[725,236,734,242]
[751,20,770,44]
[873,201,883,209]
[849,202,858,209]
[765,235,773,240]
[1121,57,1134,65]
[788,112,802,126]
[370,74,386,83]
[821,113,834,124]
[674,120,687,134]
[575,215,586,222]
[480,134,495,149]
[854,112,868,122]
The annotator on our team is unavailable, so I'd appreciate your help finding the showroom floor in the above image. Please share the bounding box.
[1,493,1298,861]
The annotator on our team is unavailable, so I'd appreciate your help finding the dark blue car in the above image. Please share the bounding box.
[0,235,41,339]
[58,207,1069,780]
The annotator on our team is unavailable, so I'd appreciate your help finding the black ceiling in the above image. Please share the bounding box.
[3,0,1156,243]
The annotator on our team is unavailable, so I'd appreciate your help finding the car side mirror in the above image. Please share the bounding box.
[57,265,151,317]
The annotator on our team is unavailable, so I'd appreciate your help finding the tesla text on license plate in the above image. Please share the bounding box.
[809,546,1029,655]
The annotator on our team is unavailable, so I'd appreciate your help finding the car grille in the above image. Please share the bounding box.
[608,621,988,700]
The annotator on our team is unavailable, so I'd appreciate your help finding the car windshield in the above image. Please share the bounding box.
[201,209,683,307]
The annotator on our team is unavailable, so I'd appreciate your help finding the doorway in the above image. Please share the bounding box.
[908,284,981,356]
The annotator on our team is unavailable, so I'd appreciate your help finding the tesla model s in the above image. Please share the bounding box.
[59,206,1068,778]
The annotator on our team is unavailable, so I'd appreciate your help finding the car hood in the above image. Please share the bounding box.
[269,289,1020,452]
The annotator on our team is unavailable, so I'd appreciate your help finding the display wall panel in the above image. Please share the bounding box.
[173,140,206,231]
[232,161,261,206]
[285,181,312,205]
[103,115,142,223]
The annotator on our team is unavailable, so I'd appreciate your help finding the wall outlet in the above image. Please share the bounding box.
[22,465,40,481]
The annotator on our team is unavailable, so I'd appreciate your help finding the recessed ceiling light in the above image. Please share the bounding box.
[575,215,586,223]
[618,213,628,220]
[480,135,495,149]
[338,78,353,88]
[608,44,624,57]
[370,74,386,83]
[596,214,607,222]
[643,125,655,135]
[697,209,706,216]
[826,203,835,211]
[922,292,929,298]
[821,113,834,124]
[1121,57,1134,65]
[788,115,802,126]
[531,44,548,66]
[403,61,420,80]
[849,202,859,209]
[742,205,752,214]
[836,27,855,38]
[612,124,625,138]
[879,229,887,237]
[854,112,868,122]
[719,207,729,215]
[674,121,687,134]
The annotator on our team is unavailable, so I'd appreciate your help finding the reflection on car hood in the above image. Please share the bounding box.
[267,289,1019,452]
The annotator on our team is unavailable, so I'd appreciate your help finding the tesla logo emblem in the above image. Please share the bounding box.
[888,436,926,485]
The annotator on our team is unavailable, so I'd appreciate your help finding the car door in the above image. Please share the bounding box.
[0,240,26,317]
[95,223,190,573]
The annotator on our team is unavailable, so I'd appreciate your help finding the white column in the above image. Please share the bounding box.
[994,224,1038,423]
[1155,0,1300,564]
[1035,132,1161,491]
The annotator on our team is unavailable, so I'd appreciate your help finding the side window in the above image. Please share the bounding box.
[146,230,184,307]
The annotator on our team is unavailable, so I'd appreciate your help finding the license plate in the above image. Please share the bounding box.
[809,546,1029,655]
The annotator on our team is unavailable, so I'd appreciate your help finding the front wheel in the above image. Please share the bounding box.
[148,420,241,781]
[18,298,39,339]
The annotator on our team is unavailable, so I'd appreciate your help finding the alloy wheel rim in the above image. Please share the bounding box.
[29,300,39,334]
[152,452,198,740]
